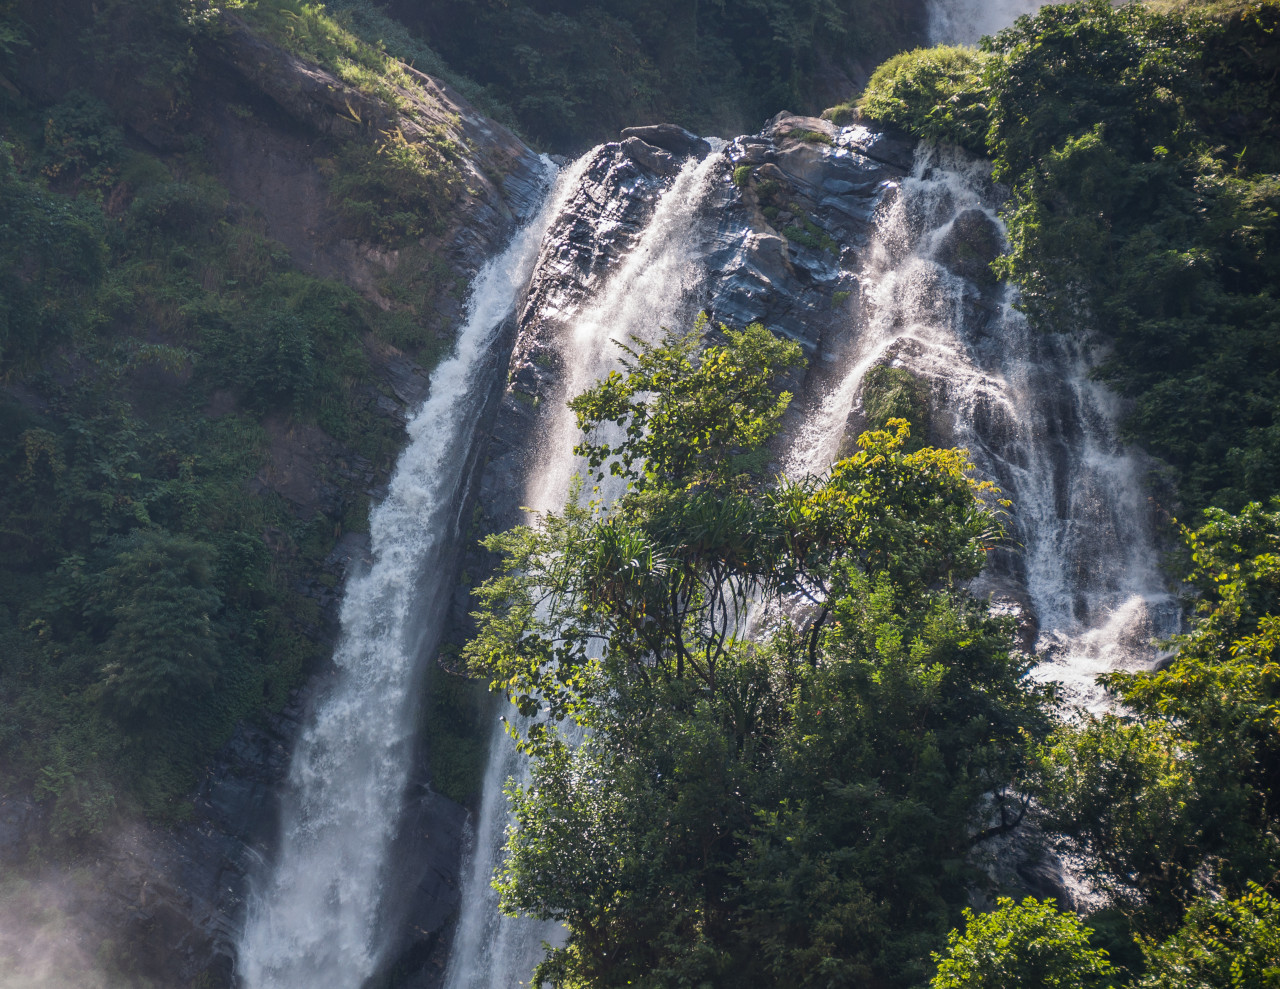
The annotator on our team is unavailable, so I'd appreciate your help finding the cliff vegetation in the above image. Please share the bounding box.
[0,0,493,833]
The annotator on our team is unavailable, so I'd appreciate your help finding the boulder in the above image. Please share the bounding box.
[765,113,837,144]
[837,125,918,172]
[935,207,1003,288]
[620,123,711,159]
[620,135,680,176]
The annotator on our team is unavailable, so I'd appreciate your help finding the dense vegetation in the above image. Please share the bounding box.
[3,0,1279,984]
[467,322,1047,986]
[472,319,1280,985]
[383,0,927,150]
[0,0,491,830]
[855,0,1280,514]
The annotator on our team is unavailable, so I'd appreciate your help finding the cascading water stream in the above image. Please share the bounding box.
[926,0,1065,45]
[443,149,724,989]
[234,157,573,989]
[787,145,1179,710]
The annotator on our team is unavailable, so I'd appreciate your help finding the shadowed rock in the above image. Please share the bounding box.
[620,123,712,159]
[621,135,680,176]
[936,207,1003,287]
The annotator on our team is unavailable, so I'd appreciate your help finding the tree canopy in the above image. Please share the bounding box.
[466,320,1051,987]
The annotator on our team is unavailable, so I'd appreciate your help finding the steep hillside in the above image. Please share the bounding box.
[384,0,930,150]
[0,1,543,982]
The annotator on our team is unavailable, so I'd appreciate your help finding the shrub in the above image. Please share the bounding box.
[857,45,993,152]
[861,364,931,449]
[932,898,1117,989]
[325,130,462,243]
[93,529,223,734]
[40,91,124,191]
[124,180,225,242]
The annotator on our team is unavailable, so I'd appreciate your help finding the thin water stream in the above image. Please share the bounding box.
[788,146,1178,709]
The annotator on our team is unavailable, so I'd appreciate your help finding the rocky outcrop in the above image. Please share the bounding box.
[620,123,712,159]
[212,16,400,142]
[455,115,919,639]
[936,207,1003,288]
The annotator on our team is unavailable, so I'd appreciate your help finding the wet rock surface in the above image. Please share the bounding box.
[620,123,713,159]
[451,116,922,658]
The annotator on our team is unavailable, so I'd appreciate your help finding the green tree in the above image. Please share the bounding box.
[853,45,992,149]
[92,529,223,734]
[1138,884,1280,989]
[467,320,1051,987]
[931,897,1118,989]
[1040,501,1280,921]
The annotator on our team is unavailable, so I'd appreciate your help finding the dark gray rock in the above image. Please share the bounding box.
[621,135,680,176]
[375,786,471,989]
[459,120,918,602]
[936,207,1003,287]
[620,123,712,159]
[765,113,837,145]
[836,123,918,172]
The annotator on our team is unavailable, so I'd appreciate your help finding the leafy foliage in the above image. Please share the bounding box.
[930,886,1280,989]
[92,530,224,732]
[931,897,1118,989]
[0,49,427,830]
[569,318,804,491]
[324,130,462,244]
[467,320,1049,987]
[860,364,932,450]
[1138,884,1280,989]
[0,138,108,371]
[852,46,992,149]
[1039,501,1280,926]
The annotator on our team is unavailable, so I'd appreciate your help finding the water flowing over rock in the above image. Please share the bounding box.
[783,145,1179,710]
[440,111,1177,982]
[926,0,1067,45]
[232,157,567,989]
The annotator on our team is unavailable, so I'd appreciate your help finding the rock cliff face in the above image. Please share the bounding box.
[459,113,918,611]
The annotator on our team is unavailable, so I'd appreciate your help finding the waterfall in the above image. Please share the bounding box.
[234,156,569,989]
[443,150,724,989]
[787,145,1179,709]
[926,0,1065,45]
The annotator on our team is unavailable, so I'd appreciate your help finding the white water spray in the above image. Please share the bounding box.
[234,158,573,989]
[789,146,1178,710]
[443,150,724,989]
[927,0,1067,45]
